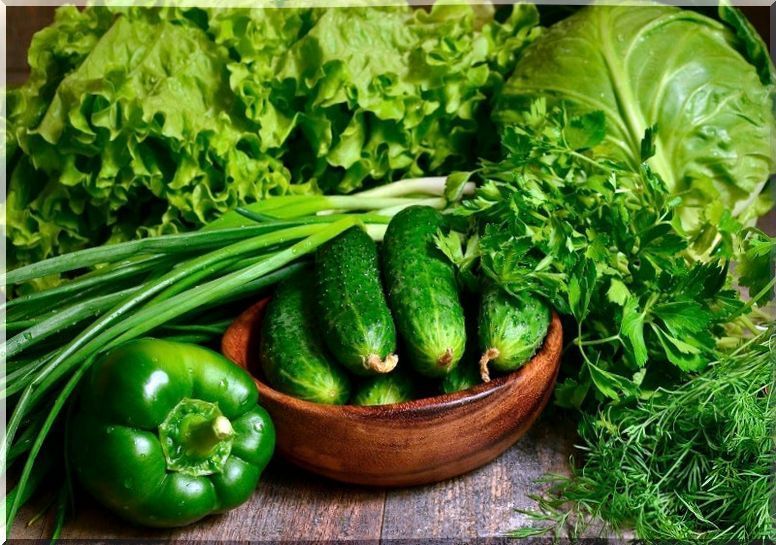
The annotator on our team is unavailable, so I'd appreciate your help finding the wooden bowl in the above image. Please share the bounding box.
[222,299,562,487]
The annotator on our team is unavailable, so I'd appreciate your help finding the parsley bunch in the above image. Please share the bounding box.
[443,99,773,408]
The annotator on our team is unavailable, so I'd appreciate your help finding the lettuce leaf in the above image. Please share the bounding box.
[495,4,775,242]
[215,4,539,192]
[5,4,539,268]
[6,9,290,268]
[5,7,116,160]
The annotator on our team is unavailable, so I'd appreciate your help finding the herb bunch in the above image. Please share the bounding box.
[512,330,775,543]
[442,99,773,408]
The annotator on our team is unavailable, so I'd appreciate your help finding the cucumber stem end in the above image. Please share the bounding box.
[479,348,500,382]
[366,353,398,373]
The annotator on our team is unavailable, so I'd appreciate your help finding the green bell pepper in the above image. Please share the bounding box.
[68,338,275,528]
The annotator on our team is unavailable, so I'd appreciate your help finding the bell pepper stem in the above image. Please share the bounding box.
[184,415,234,455]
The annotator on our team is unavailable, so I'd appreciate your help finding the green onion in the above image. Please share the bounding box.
[3,224,290,285]
[3,255,168,317]
[4,287,140,360]
[207,195,435,230]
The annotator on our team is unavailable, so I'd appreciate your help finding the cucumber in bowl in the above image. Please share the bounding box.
[315,226,398,376]
[477,284,551,382]
[260,274,351,404]
[382,206,467,378]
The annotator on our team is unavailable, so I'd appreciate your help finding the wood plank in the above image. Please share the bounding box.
[12,458,386,541]
[187,460,385,542]
[11,416,575,541]
[379,411,576,539]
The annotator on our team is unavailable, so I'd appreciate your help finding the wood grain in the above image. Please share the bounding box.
[6,6,56,85]
[171,460,386,542]
[380,412,575,540]
[11,459,386,542]
[11,422,575,541]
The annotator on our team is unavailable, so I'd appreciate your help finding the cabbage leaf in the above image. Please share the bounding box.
[495,4,775,241]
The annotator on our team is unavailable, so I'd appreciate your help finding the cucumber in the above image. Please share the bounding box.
[441,318,483,394]
[352,372,415,406]
[382,206,466,377]
[478,284,550,382]
[440,359,481,394]
[260,274,350,404]
[315,226,397,376]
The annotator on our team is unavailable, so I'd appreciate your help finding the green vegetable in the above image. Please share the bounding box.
[2,181,447,535]
[447,97,774,542]
[477,285,550,382]
[736,228,776,306]
[514,330,776,544]
[451,102,752,407]
[6,8,290,271]
[261,274,351,404]
[382,206,467,377]
[68,338,275,527]
[219,4,539,193]
[440,358,481,395]
[352,372,415,406]
[315,226,397,375]
[6,4,540,269]
[495,4,775,243]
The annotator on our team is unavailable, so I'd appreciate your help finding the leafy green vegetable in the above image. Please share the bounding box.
[6,8,290,270]
[449,98,762,408]
[5,4,540,269]
[513,329,775,544]
[495,4,775,245]
[736,228,776,306]
[215,4,540,192]
[448,72,773,542]
[4,6,117,160]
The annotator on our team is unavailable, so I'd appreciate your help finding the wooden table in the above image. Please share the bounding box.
[12,413,577,542]
[6,6,773,543]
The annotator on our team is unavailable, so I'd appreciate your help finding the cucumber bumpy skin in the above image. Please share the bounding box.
[315,226,397,376]
[382,206,466,378]
[260,274,351,404]
[352,372,415,406]
[478,284,551,382]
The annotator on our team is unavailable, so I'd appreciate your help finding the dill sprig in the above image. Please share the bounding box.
[513,329,776,543]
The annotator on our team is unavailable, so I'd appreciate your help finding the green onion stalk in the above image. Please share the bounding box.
[1,177,469,533]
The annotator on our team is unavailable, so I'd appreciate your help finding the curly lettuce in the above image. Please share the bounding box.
[215,4,540,192]
[6,8,290,268]
[5,4,539,267]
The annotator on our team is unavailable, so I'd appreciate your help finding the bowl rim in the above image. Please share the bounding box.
[222,297,563,417]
